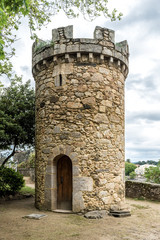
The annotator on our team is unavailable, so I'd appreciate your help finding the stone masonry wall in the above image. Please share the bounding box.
[32,26,129,212]
[126,181,160,201]
[18,168,35,182]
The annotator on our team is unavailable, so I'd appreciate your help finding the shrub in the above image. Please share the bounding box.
[144,166,160,184]
[125,162,137,176]
[18,161,28,168]
[34,40,54,53]
[129,171,136,179]
[28,152,35,168]
[0,167,24,196]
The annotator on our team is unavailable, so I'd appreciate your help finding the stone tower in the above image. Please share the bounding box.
[32,25,129,212]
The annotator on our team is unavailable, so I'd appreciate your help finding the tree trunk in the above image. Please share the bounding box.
[1,144,16,167]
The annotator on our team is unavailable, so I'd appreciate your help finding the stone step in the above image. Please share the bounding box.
[109,211,131,218]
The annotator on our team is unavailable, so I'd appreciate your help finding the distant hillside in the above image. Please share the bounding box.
[135,160,159,166]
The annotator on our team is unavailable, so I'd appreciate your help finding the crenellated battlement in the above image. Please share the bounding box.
[32,25,129,78]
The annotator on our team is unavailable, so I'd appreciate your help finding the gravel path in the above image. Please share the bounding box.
[0,197,160,240]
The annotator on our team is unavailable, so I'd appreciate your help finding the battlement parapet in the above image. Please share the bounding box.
[32,25,129,77]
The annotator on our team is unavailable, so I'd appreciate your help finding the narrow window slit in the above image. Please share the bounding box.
[59,74,62,86]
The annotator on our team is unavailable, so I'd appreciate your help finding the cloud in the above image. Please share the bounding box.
[126,111,160,123]
[20,65,30,74]
[121,0,160,34]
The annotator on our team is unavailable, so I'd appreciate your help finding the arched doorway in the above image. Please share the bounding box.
[57,155,72,210]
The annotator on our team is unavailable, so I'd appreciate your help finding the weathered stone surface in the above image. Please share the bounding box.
[102,48,113,56]
[53,126,61,134]
[71,132,82,138]
[77,85,87,92]
[42,149,50,154]
[73,191,85,212]
[50,96,59,103]
[82,97,96,106]
[73,177,93,192]
[52,63,73,77]
[84,210,107,219]
[64,25,73,39]
[67,102,83,109]
[91,73,103,82]
[126,181,160,201]
[23,214,47,220]
[94,113,109,123]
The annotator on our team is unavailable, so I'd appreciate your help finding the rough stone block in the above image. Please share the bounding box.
[94,113,109,123]
[64,25,73,39]
[23,214,47,220]
[66,44,80,53]
[82,97,96,106]
[73,177,93,192]
[80,44,102,53]
[91,72,103,82]
[53,126,61,134]
[94,26,103,40]
[102,47,113,56]
[73,165,80,176]
[67,102,83,109]
[84,210,107,219]
[52,63,74,77]
[42,148,50,154]
[73,191,85,212]
[52,29,60,42]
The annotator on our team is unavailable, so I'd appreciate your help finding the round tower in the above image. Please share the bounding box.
[32,25,129,212]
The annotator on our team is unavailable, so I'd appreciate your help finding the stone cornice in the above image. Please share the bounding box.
[32,26,129,78]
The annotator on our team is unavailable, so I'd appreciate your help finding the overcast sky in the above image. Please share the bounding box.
[2,0,160,162]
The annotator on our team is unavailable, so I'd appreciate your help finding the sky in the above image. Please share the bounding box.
[2,0,160,162]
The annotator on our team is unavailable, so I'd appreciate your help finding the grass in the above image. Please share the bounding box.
[131,204,150,210]
[133,197,146,201]
[70,233,80,237]
[20,186,35,195]
[129,197,160,204]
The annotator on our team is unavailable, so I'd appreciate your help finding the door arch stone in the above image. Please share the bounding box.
[44,145,92,212]
[57,155,72,210]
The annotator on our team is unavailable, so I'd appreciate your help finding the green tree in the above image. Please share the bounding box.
[13,150,32,164]
[126,159,131,163]
[0,76,35,166]
[129,171,136,179]
[0,0,122,77]
[144,166,160,184]
[125,162,137,176]
[18,151,35,169]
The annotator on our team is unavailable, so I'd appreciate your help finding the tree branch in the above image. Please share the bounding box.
[1,144,17,167]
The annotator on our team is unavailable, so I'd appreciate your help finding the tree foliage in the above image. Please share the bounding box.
[14,150,32,164]
[135,160,159,166]
[0,0,122,77]
[18,151,35,168]
[144,165,160,184]
[126,159,131,163]
[125,162,137,176]
[129,171,136,179]
[0,76,35,166]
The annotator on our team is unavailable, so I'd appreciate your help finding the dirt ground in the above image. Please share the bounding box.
[0,195,160,240]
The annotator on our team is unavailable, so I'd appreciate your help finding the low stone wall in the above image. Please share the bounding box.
[18,168,35,182]
[125,180,160,201]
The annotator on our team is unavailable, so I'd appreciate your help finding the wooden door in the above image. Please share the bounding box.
[57,155,72,210]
